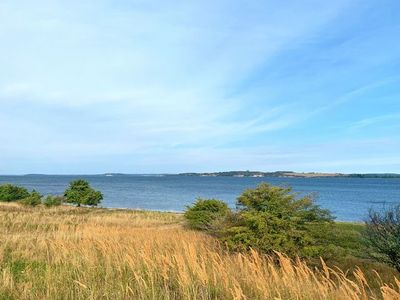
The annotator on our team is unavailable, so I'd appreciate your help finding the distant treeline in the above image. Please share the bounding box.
[347,173,400,178]
[178,171,400,178]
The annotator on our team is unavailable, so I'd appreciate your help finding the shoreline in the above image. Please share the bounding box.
[1,172,400,178]
[0,202,363,224]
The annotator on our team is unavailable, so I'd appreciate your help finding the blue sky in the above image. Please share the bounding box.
[0,0,399,174]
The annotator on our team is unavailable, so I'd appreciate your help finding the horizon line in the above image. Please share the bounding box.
[1,171,400,176]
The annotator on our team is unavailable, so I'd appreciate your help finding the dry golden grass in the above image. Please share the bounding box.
[0,203,399,300]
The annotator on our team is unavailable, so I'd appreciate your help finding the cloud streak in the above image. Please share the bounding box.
[0,0,399,174]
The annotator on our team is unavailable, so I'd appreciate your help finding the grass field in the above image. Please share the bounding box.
[0,203,399,299]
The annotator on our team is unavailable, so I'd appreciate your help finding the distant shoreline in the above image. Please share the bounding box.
[1,172,400,178]
[176,171,400,178]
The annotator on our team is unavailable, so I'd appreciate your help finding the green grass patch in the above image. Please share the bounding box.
[328,222,365,257]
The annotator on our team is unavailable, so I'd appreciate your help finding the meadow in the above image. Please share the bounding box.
[0,203,399,300]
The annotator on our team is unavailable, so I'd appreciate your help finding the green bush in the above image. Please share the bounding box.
[221,183,334,256]
[184,198,231,231]
[185,183,335,258]
[364,205,400,272]
[0,184,30,202]
[20,190,42,207]
[43,195,64,207]
[64,179,103,207]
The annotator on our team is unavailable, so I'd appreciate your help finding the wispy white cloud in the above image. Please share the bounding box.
[349,113,400,130]
[0,0,399,173]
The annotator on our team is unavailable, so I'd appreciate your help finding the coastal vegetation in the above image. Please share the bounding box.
[64,179,103,207]
[43,195,63,207]
[0,203,399,299]
[0,181,399,299]
[0,184,30,202]
[183,183,400,297]
[19,190,42,207]
[185,183,335,257]
[365,205,400,272]
[0,180,102,207]
[184,184,400,269]
[184,198,230,231]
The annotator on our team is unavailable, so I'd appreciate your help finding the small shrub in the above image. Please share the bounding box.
[364,205,400,272]
[20,190,42,207]
[0,184,30,202]
[184,198,231,231]
[43,195,64,207]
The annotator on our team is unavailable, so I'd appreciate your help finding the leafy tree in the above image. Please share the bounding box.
[43,195,64,207]
[0,184,30,202]
[20,190,42,206]
[364,205,400,272]
[184,183,335,257]
[184,199,230,231]
[222,183,333,256]
[64,179,103,207]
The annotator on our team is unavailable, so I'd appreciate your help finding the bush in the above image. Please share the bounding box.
[184,199,231,231]
[364,205,400,272]
[20,190,42,207]
[43,195,64,207]
[185,183,335,258]
[221,183,334,256]
[64,179,103,207]
[0,184,30,202]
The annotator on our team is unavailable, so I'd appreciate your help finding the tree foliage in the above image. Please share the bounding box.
[185,183,335,257]
[184,199,230,231]
[364,205,400,272]
[64,179,103,207]
[222,183,334,256]
[20,189,42,206]
[0,184,30,202]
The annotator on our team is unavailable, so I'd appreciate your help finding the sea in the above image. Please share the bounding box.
[0,175,399,222]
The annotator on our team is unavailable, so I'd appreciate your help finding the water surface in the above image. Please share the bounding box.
[0,175,399,221]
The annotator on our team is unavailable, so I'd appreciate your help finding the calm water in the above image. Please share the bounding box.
[0,175,399,221]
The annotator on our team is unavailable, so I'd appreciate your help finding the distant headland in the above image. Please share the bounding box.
[9,172,400,178]
[177,171,400,178]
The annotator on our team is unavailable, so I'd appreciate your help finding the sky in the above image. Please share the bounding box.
[0,0,399,174]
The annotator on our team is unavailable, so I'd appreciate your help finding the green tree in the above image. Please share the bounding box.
[184,199,231,231]
[364,205,400,272]
[222,183,334,256]
[0,184,30,202]
[64,179,103,207]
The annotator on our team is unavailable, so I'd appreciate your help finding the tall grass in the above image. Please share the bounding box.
[0,203,399,299]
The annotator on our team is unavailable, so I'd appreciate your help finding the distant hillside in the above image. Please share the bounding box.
[178,171,400,178]
[178,171,345,178]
